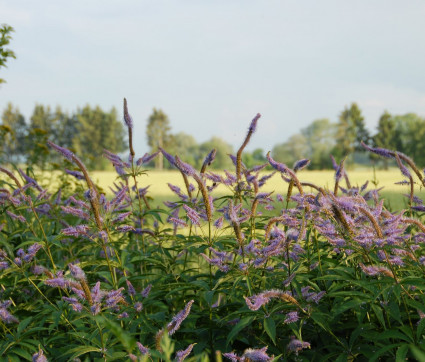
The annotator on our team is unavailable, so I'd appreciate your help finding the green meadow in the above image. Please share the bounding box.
[87,168,422,211]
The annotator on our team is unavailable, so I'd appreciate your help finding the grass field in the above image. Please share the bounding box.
[87,168,423,211]
[2,167,421,211]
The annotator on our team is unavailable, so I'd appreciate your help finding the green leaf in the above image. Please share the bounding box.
[63,346,102,360]
[264,317,276,345]
[371,304,386,329]
[410,345,425,361]
[395,344,409,362]
[331,299,364,318]
[417,318,425,340]
[8,347,32,361]
[96,316,136,353]
[369,343,403,362]
[17,317,32,336]
[226,316,255,346]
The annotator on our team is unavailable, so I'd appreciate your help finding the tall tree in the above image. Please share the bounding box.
[0,103,27,163]
[392,113,425,167]
[272,134,309,167]
[53,106,79,149]
[334,103,369,162]
[199,137,234,170]
[301,118,336,169]
[165,132,199,169]
[74,105,126,169]
[146,108,172,170]
[373,111,396,169]
[0,24,16,84]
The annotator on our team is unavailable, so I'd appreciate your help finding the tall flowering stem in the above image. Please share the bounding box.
[236,113,261,183]
[123,98,135,157]
[0,167,57,272]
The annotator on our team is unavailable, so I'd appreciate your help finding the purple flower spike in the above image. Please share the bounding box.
[137,342,149,355]
[126,280,136,296]
[32,347,48,362]
[203,149,217,168]
[361,141,394,158]
[175,156,197,177]
[68,263,86,281]
[123,98,133,129]
[175,343,195,362]
[284,311,299,324]
[159,148,177,168]
[266,152,290,174]
[47,141,74,162]
[248,113,261,134]
[167,299,194,335]
[137,151,159,165]
[141,284,152,298]
[287,336,311,355]
[293,159,310,172]
[243,346,272,361]
[65,169,85,180]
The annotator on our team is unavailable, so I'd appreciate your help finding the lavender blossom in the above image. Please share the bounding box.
[284,311,299,324]
[105,288,125,308]
[293,159,310,172]
[47,141,74,162]
[123,98,133,129]
[361,141,394,158]
[32,347,48,362]
[134,302,143,312]
[167,299,194,335]
[0,305,19,324]
[183,204,201,225]
[65,169,85,180]
[0,261,9,270]
[214,216,224,228]
[141,284,152,298]
[136,151,159,165]
[91,281,104,303]
[45,276,69,289]
[69,263,86,281]
[175,343,195,362]
[62,297,83,312]
[137,342,149,355]
[23,243,43,263]
[60,206,90,220]
[202,149,216,169]
[266,152,291,174]
[160,148,177,168]
[169,217,187,228]
[243,346,272,361]
[61,225,90,237]
[175,156,197,177]
[126,280,136,296]
[287,336,311,355]
[6,210,26,223]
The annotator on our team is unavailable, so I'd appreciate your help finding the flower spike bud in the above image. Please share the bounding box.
[47,141,74,162]
[123,98,133,129]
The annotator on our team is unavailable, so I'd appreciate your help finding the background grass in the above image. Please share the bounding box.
[87,168,423,211]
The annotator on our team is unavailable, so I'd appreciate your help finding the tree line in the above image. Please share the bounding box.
[0,103,126,169]
[272,103,425,169]
[1,101,425,170]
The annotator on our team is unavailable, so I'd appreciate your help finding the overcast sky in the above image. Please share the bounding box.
[1,0,425,156]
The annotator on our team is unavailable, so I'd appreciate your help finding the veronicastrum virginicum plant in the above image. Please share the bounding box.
[1,98,425,361]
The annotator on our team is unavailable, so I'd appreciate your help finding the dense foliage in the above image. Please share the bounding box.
[2,100,425,361]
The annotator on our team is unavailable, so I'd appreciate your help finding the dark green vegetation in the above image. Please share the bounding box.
[0,24,16,85]
[2,101,425,361]
[4,99,425,172]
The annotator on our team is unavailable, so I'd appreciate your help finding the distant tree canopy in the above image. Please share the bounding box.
[0,103,126,169]
[2,101,425,170]
[0,24,16,85]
